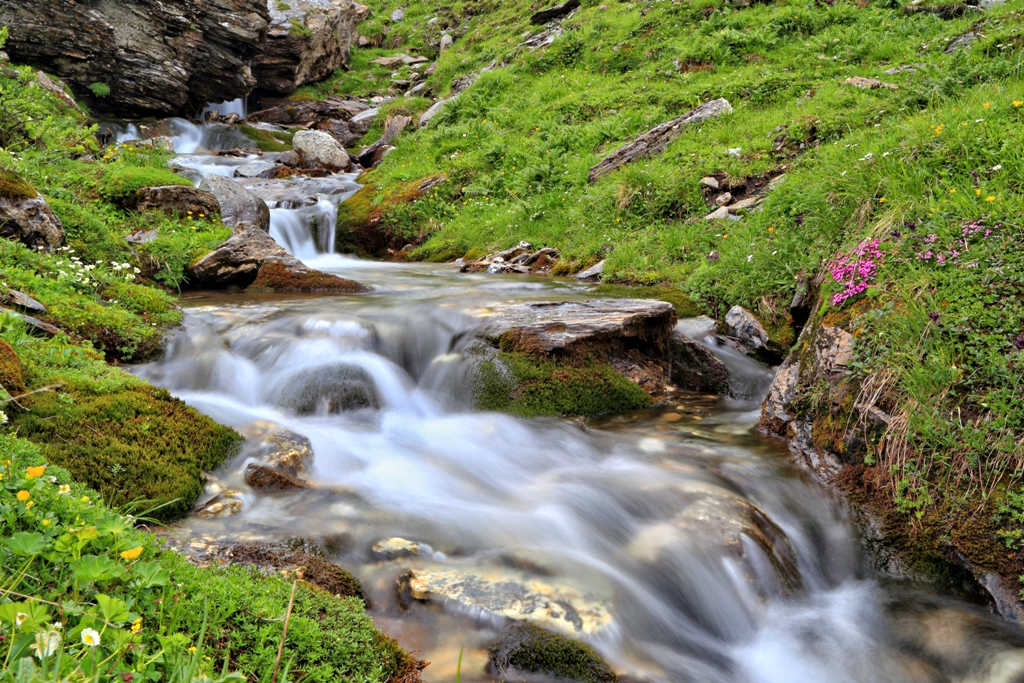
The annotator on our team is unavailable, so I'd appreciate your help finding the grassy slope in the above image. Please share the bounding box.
[326,0,1024,583]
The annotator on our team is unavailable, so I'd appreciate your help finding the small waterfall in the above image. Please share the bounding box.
[676,317,776,401]
[202,97,247,120]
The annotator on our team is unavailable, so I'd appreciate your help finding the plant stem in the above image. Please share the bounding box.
[271,580,297,683]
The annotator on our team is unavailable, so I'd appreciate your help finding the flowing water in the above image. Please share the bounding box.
[129,122,1024,683]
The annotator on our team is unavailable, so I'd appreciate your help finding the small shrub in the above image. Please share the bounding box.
[89,82,111,98]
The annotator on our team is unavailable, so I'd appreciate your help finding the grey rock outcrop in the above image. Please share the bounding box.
[476,299,676,354]
[293,129,353,171]
[669,331,730,395]
[253,0,367,96]
[199,175,271,232]
[725,305,769,352]
[531,0,581,24]
[0,0,270,117]
[0,192,64,253]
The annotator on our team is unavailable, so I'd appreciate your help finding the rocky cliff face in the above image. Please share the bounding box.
[252,0,369,96]
[0,0,270,117]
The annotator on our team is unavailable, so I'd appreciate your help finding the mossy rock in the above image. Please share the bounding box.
[474,352,650,418]
[488,622,616,683]
[229,543,365,601]
[593,284,703,319]
[0,338,25,394]
[238,124,295,152]
[463,247,487,261]
[99,166,192,206]
[0,169,37,201]
[13,384,242,521]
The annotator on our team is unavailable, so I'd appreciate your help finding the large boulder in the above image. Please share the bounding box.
[0,0,270,117]
[189,223,368,293]
[252,0,366,96]
[669,330,730,395]
[134,185,221,219]
[199,175,271,232]
[293,129,353,171]
[0,176,64,252]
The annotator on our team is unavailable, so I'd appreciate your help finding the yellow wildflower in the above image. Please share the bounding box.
[976,189,982,196]
[986,196,996,202]
[25,501,33,509]
[983,102,991,109]
[26,466,45,478]
[1014,100,1023,107]
[42,519,50,527]
[16,490,30,502]
[949,188,956,194]
[131,617,143,634]
[120,546,144,561]
[58,484,71,495]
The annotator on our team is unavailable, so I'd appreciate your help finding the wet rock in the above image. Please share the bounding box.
[234,160,282,179]
[589,98,732,183]
[199,175,271,232]
[725,305,768,352]
[134,185,221,219]
[195,493,243,518]
[0,0,269,117]
[259,429,314,480]
[574,260,605,281]
[277,150,303,167]
[531,0,581,24]
[0,190,65,253]
[843,76,899,90]
[248,97,370,125]
[253,0,365,96]
[229,543,365,600]
[401,566,613,634]
[669,331,730,395]
[476,299,676,354]
[0,288,45,314]
[248,257,369,293]
[190,224,288,286]
[372,537,426,560]
[245,462,313,490]
[488,622,616,683]
[293,129,353,171]
[278,362,379,414]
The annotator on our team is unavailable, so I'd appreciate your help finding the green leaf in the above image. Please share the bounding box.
[5,532,48,557]
[16,657,35,683]
[95,594,130,625]
[133,560,170,589]
[95,511,131,538]
[0,601,49,630]
[73,554,125,582]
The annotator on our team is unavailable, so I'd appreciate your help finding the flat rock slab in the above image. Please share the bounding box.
[404,566,612,635]
[472,299,676,353]
[0,288,46,314]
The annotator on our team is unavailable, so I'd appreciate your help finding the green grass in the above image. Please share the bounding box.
[0,435,415,683]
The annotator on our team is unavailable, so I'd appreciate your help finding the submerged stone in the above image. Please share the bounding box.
[401,566,613,635]
[488,622,616,683]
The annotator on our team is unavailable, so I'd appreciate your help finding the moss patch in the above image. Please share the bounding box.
[488,623,616,683]
[238,124,295,152]
[99,166,192,206]
[0,168,37,200]
[12,380,242,522]
[475,351,651,418]
[593,284,703,318]
[0,337,25,394]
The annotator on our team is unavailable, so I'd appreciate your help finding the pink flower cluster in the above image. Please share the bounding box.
[826,238,885,306]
